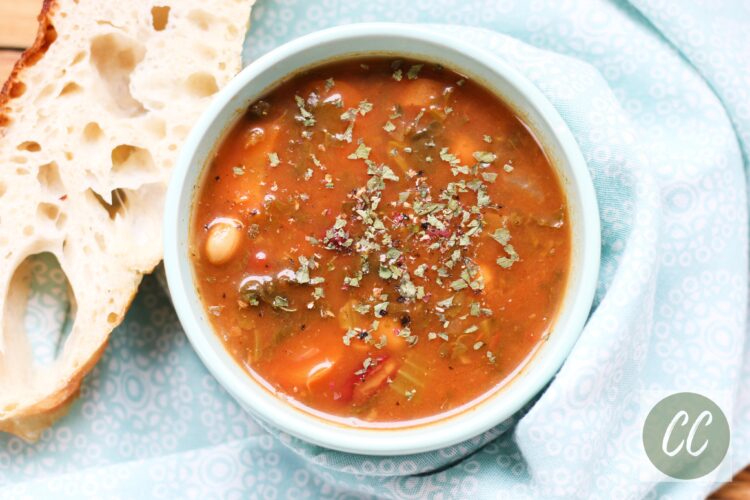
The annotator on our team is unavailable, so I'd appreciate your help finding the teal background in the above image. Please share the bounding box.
[2,0,750,498]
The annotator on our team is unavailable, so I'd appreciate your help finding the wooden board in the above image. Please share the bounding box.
[0,0,747,497]
[0,0,39,49]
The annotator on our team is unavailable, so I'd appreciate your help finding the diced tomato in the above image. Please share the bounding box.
[352,357,400,406]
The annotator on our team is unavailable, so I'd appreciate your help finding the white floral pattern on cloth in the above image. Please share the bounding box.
[2,0,750,498]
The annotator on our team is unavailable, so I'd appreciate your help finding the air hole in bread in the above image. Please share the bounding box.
[64,152,73,161]
[95,233,106,252]
[16,168,29,175]
[90,33,146,116]
[144,117,166,139]
[7,252,77,367]
[23,226,33,236]
[12,157,28,165]
[188,9,215,30]
[0,181,6,198]
[151,6,170,31]
[111,144,155,174]
[37,203,59,221]
[37,162,65,196]
[186,72,218,97]
[36,83,55,101]
[82,122,103,142]
[55,212,67,230]
[107,312,118,324]
[88,188,127,220]
[196,45,217,61]
[9,81,26,99]
[17,141,41,152]
[59,82,82,97]
[71,51,86,65]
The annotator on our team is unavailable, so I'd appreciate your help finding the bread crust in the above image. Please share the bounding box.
[0,0,56,127]
[0,340,108,441]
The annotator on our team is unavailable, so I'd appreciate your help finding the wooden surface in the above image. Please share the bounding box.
[0,0,39,49]
[0,0,746,497]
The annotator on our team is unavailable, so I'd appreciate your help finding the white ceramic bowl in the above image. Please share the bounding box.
[164,23,600,456]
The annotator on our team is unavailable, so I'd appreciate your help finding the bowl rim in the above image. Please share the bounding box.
[164,22,601,455]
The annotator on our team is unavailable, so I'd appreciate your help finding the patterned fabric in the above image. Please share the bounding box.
[2,0,749,498]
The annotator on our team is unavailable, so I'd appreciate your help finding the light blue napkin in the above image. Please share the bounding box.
[3,0,749,498]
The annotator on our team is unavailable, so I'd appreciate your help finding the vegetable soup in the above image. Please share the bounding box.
[190,58,570,425]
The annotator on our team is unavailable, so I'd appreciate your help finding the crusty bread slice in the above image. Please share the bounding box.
[0,0,255,441]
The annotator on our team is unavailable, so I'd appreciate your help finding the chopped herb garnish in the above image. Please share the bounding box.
[294,95,316,127]
[436,296,454,309]
[473,151,497,164]
[406,64,423,80]
[348,142,371,160]
[497,244,519,268]
[383,121,396,133]
[354,303,371,314]
[271,296,295,312]
[450,279,468,291]
[267,152,280,167]
[439,147,461,167]
[414,264,428,278]
[490,228,511,246]
[470,302,481,316]
[358,100,373,116]
[233,165,245,176]
[374,302,389,317]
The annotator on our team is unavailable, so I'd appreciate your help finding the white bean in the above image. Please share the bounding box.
[205,218,243,265]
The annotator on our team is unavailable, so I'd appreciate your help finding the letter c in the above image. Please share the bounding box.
[662,410,689,457]
[686,410,712,457]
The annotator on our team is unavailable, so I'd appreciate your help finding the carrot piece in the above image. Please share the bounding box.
[478,263,496,290]
[398,78,445,108]
[451,133,485,166]
[271,340,344,394]
[374,317,407,353]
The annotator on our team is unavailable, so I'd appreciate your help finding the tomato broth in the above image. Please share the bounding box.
[191,58,570,425]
